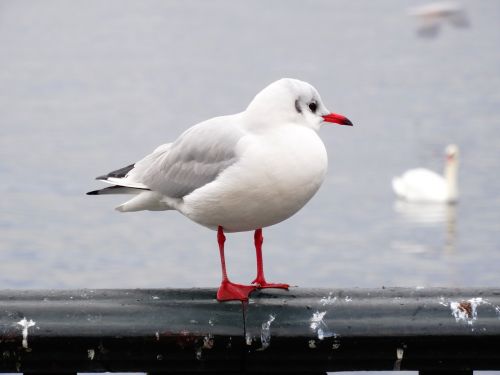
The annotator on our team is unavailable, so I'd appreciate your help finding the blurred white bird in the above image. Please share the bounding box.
[87,78,353,301]
[408,2,469,38]
[392,144,459,204]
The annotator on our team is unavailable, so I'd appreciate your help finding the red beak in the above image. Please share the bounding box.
[322,113,353,126]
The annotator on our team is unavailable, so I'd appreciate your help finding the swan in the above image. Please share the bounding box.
[392,144,459,204]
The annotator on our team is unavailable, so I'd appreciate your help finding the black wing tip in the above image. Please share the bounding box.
[86,190,101,195]
[94,163,135,181]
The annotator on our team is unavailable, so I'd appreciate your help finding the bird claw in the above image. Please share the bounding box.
[217,280,257,302]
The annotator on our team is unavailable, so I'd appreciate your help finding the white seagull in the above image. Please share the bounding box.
[87,78,353,301]
[408,2,469,38]
[392,144,459,204]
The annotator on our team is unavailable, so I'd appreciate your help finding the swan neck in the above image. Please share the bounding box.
[445,159,459,202]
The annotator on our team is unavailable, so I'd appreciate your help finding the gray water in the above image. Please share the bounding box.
[1,1,499,294]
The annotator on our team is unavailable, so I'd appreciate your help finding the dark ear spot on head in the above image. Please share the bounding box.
[295,99,302,113]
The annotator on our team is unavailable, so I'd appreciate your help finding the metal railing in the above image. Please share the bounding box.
[1,287,499,374]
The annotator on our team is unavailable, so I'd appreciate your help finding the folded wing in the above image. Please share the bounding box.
[87,116,245,210]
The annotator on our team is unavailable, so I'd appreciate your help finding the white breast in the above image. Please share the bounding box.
[180,125,328,232]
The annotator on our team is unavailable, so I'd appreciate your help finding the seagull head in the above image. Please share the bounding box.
[245,78,353,131]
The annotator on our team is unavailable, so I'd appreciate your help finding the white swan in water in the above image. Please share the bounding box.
[392,144,459,204]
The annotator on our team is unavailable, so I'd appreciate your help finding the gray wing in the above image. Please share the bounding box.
[139,116,244,198]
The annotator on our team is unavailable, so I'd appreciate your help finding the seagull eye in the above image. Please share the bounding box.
[308,102,317,113]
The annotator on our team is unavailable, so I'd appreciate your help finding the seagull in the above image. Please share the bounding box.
[87,78,353,301]
[392,144,459,204]
[408,2,469,38]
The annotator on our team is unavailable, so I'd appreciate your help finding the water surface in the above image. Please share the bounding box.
[1,0,499,293]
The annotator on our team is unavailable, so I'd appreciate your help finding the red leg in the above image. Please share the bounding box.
[251,229,289,290]
[216,226,256,302]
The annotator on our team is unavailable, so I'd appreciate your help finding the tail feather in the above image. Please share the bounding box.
[115,191,172,212]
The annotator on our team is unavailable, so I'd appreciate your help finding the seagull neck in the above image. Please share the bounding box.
[244,103,299,131]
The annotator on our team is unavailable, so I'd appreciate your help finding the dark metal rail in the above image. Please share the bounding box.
[0,287,499,373]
